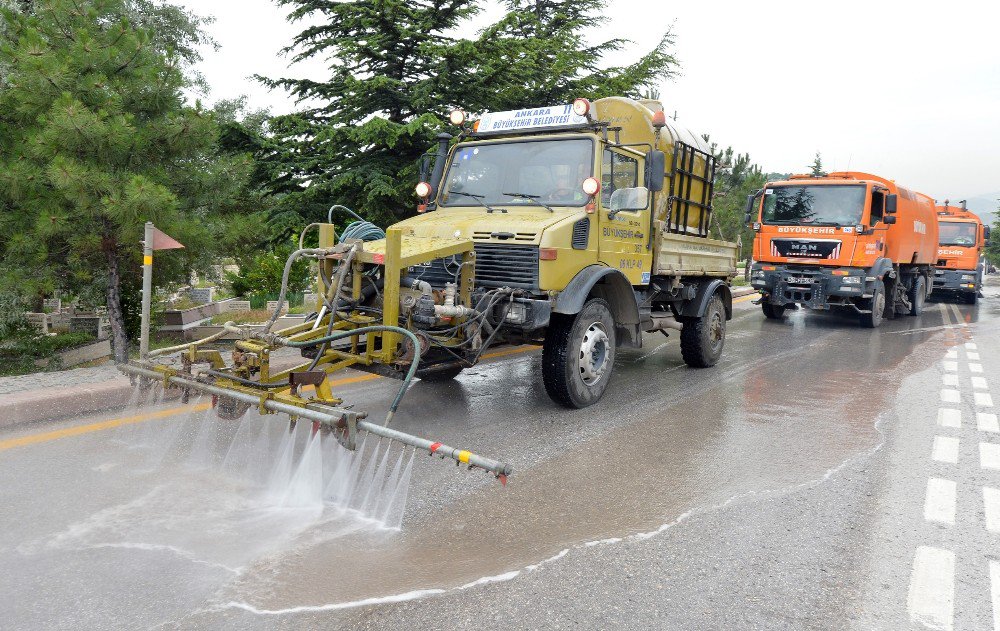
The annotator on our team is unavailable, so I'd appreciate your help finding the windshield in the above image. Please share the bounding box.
[440,138,594,208]
[762,185,866,226]
[939,221,978,246]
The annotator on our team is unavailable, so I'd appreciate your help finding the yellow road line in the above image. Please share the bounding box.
[734,292,759,304]
[1,345,544,452]
[481,345,540,360]
[0,402,212,452]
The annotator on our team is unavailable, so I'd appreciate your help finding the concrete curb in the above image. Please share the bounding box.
[732,286,758,298]
[0,377,179,430]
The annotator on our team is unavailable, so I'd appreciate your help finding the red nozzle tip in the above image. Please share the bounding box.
[498,473,508,487]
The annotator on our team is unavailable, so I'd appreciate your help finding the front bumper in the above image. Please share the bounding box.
[933,269,978,293]
[750,264,869,309]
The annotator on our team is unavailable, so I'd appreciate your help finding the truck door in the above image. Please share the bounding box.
[597,148,654,285]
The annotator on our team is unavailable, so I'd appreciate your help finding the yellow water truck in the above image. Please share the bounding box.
[121,97,737,482]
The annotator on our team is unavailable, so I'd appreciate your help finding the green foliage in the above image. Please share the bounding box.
[260,0,679,237]
[0,0,251,359]
[224,242,311,301]
[987,203,1000,267]
[702,136,767,259]
[0,330,95,376]
[810,152,826,177]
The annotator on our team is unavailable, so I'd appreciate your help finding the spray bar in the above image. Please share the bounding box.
[119,363,513,479]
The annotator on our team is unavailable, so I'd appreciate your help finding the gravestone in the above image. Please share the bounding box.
[302,293,319,308]
[225,300,252,312]
[42,298,61,312]
[70,316,104,339]
[26,312,49,334]
[189,287,215,304]
[266,301,289,314]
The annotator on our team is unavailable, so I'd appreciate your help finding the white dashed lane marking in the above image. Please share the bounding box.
[991,561,1000,631]
[943,374,959,387]
[971,364,984,374]
[976,392,995,408]
[968,352,980,361]
[908,546,955,631]
[966,342,978,350]
[974,377,989,390]
[985,488,1000,534]
[925,478,957,525]
[939,408,962,428]
[946,349,958,359]
[942,390,961,404]
[981,443,1000,471]
[932,436,960,464]
[980,413,1000,434]
[944,361,959,372]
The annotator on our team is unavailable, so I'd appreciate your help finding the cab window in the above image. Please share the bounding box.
[870,190,885,224]
[601,149,640,207]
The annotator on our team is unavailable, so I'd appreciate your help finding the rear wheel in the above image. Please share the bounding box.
[859,279,886,328]
[542,298,616,409]
[909,275,926,316]
[761,302,786,320]
[681,294,726,368]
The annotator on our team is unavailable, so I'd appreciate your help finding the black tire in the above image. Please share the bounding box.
[416,364,465,381]
[761,302,786,319]
[859,279,886,328]
[681,294,726,368]
[542,298,616,409]
[908,275,926,316]
[965,291,979,305]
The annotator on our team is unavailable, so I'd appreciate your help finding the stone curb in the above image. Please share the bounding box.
[0,377,178,430]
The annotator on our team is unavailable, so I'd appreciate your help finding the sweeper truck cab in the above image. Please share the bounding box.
[747,172,939,327]
[934,202,989,304]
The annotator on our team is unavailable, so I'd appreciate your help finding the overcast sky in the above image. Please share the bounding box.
[178,0,1000,210]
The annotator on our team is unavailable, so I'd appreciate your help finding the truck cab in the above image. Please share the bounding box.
[366,98,738,408]
[748,172,938,327]
[933,203,989,304]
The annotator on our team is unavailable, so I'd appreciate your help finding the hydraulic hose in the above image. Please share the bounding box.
[224,323,421,427]
[263,248,327,333]
[147,326,232,358]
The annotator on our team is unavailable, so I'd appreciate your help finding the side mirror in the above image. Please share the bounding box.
[984,225,991,242]
[744,189,762,225]
[885,193,898,214]
[645,150,666,192]
[883,214,897,225]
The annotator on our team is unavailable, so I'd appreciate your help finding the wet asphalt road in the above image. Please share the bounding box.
[2,280,999,630]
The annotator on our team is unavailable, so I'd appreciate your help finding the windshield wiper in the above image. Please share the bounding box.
[502,192,555,213]
[446,190,505,214]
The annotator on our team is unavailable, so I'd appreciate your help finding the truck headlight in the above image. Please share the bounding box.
[841,276,861,284]
[751,271,764,280]
[961,274,975,280]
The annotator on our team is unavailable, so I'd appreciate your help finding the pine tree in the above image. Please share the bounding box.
[0,0,248,360]
[810,152,826,177]
[262,0,679,235]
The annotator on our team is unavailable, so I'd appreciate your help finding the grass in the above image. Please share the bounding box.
[0,331,96,376]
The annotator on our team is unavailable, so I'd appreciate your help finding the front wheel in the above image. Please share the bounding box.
[965,291,979,305]
[859,279,886,328]
[542,298,616,409]
[761,302,786,320]
[681,293,726,368]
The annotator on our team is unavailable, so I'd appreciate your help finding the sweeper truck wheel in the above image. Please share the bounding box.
[542,298,616,409]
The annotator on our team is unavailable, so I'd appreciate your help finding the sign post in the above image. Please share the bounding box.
[139,222,185,360]
[140,222,153,359]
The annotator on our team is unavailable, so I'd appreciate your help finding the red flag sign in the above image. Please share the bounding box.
[151,226,184,251]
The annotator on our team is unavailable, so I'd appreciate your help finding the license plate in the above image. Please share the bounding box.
[786,276,812,284]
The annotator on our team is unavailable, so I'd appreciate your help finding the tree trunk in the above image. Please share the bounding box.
[103,236,130,363]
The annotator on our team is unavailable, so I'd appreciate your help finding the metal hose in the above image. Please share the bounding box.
[263,248,327,333]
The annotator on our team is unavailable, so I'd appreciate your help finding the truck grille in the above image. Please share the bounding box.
[407,244,539,290]
[572,218,590,249]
